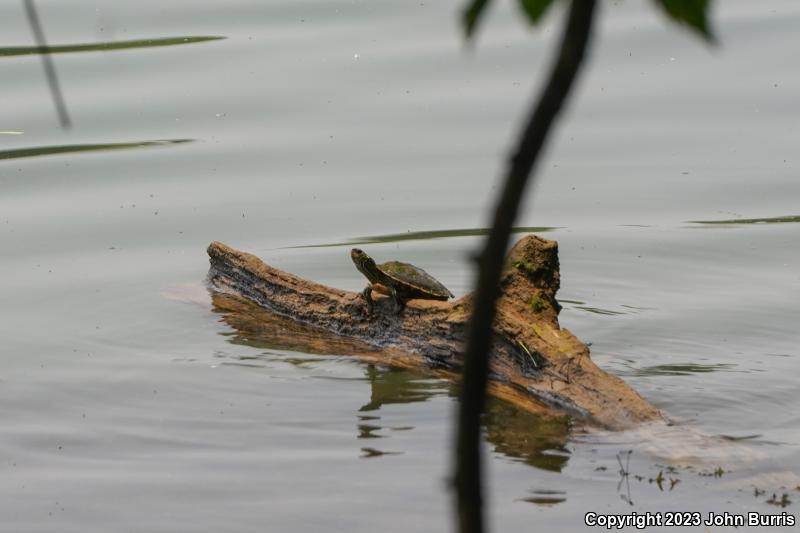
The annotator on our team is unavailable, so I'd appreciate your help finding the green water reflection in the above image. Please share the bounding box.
[0,36,224,57]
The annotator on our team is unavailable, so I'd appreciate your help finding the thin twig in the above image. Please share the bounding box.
[23,0,71,129]
[454,2,597,533]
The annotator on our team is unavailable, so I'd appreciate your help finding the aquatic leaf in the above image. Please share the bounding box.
[574,305,625,316]
[627,363,736,377]
[653,0,715,42]
[0,139,192,161]
[518,0,557,25]
[719,434,762,442]
[0,36,224,57]
[520,495,566,505]
[689,215,800,225]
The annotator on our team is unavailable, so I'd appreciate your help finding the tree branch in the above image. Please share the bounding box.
[454,2,598,532]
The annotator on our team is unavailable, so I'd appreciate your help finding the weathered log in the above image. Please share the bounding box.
[207,235,664,429]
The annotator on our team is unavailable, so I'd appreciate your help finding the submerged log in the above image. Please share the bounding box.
[207,235,664,429]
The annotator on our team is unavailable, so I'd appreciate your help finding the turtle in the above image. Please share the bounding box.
[350,248,454,315]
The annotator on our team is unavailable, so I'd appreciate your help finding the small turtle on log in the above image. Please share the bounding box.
[205,235,666,429]
[350,248,453,315]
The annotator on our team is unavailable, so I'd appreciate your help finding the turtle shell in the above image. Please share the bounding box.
[377,261,454,300]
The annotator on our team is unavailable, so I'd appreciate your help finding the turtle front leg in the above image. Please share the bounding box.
[390,287,406,315]
[361,285,374,316]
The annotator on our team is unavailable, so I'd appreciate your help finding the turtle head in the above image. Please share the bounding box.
[351,248,379,282]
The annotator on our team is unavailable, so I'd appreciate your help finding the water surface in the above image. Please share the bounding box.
[1,0,798,531]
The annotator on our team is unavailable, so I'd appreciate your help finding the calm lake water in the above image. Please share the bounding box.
[1,0,798,531]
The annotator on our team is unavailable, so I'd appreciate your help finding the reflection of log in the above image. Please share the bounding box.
[207,235,664,429]
[209,304,574,469]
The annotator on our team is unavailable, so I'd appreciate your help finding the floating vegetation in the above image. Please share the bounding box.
[521,489,567,506]
[289,226,557,248]
[574,305,626,316]
[766,493,792,507]
[620,304,654,311]
[689,215,800,225]
[641,468,681,493]
[653,469,664,490]
[719,434,762,442]
[520,496,567,505]
[562,301,651,316]
[218,360,265,369]
[357,424,384,439]
[698,466,726,478]
[625,363,736,377]
[360,447,402,458]
[0,139,192,161]
[752,487,794,508]
[0,36,224,57]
